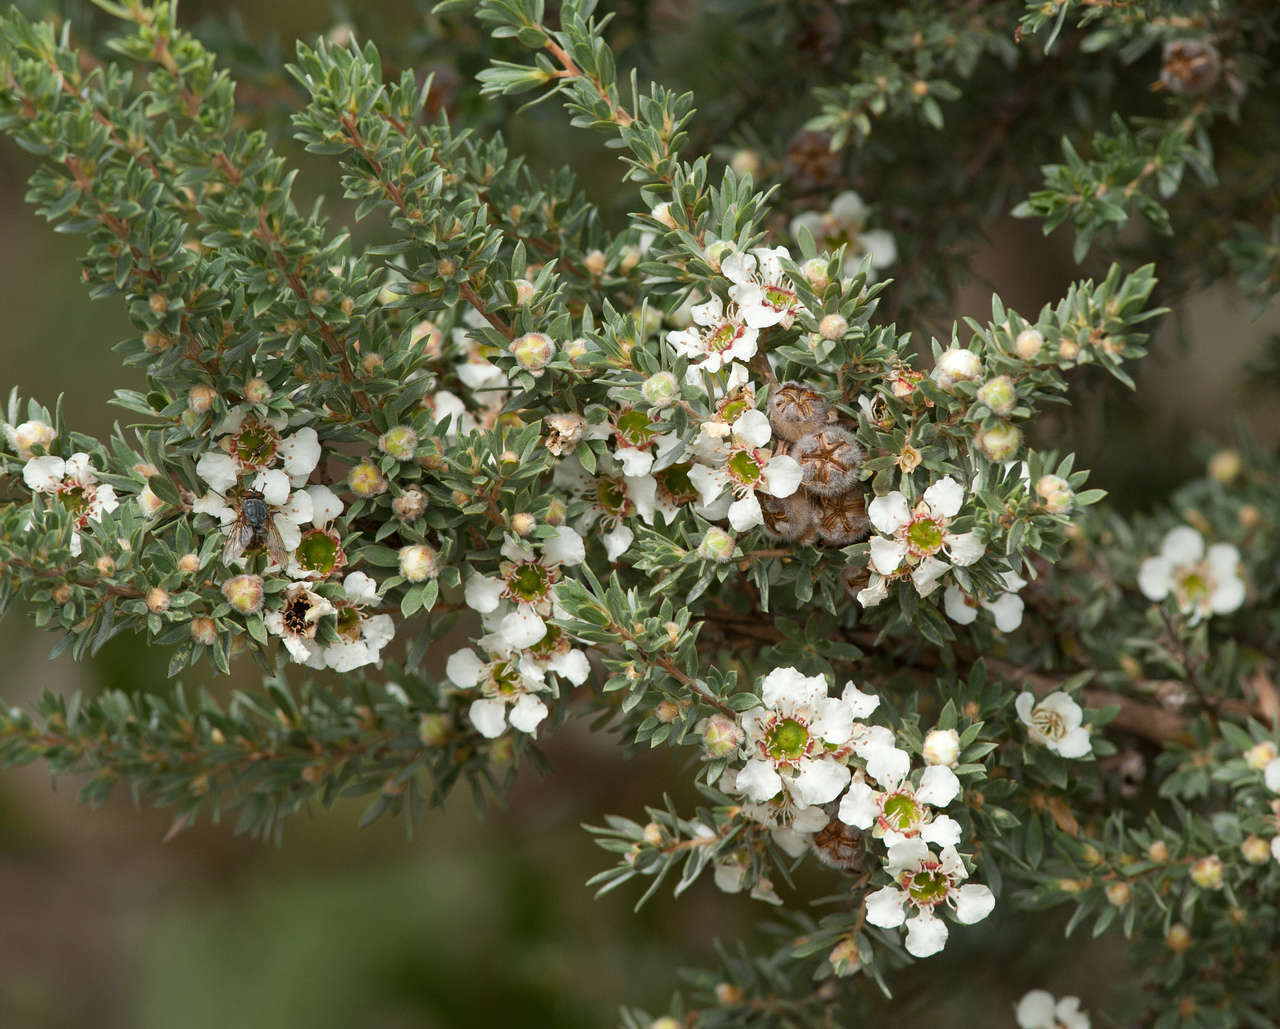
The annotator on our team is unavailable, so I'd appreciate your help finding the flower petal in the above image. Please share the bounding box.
[469,698,508,738]
[868,492,910,534]
[904,911,949,957]
[864,886,907,929]
[922,476,965,519]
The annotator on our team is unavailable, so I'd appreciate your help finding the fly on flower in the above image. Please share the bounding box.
[220,487,289,568]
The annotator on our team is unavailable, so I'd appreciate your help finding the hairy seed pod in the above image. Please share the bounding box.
[768,382,831,442]
[817,487,871,547]
[758,490,817,544]
[1161,40,1220,96]
[810,816,865,872]
[793,427,863,497]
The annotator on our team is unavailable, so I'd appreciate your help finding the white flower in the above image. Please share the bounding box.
[790,191,896,280]
[323,572,395,672]
[446,645,550,739]
[22,452,119,554]
[263,583,336,665]
[860,477,985,606]
[666,293,759,373]
[1015,691,1091,759]
[838,763,963,847]
[553,455,656,561]
[687,409,802,532]
[944,570,1026,632]
[723,246,802,329]
[732,667,864,808]
[1016,990,1090,1029]
[863,838,995,957]
[1138,526,1245,624]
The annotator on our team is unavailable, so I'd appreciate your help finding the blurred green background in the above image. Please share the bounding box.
[1,2,1278,1027]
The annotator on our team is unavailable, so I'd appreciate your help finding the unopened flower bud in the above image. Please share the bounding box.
[378,425,419,461]
[94,555,116,576]
[655,701,681,723]
[1244,741,1278,770]
[243,377,272,404]
[418,713,451,747]
[583,249,607,277]
[399,544,440,582]
[977,375,1017,416]
[9,419,54,458]
[802,257,829,291]
[222,574,264,614]
[934,348,982,390]
[619,246,641,274]
[1238,504,1262,529]
[1081,844,1104,866]
[137,485,165,517]
[1208,449,1242,484]
[897,444,922,473]
[1241,835,1271,865]
[149,293,169,314]
[1057,878,1087,893]
[348,461,388,497]
[190,617,217,645]
[188,385,218,413]
[145,587,170,614]
[976,422,1022,461]
[545,497,567,526]
[1035,474,1074,514]
[392,489,426,520]
[1147,839,1171,863]
[703,240,734,274]
[715,981,745,1005]
[650,202,677,229]
[649,1018,680,1029]
[818,313,848,341]
[643,822,665,846]
[52,584,72,605]
[436,258,457,278]
[1014,328,1044,360]
[730,148,761,178]
[511,512,537,537]
[143,329,172,353]
[700,714,744,758]
[923,728,961,767]
[1058,339,1080,361]
[178,552,201,574]
[510,331,556,373]
[828,938,860,977]
[1105,881,1131,906]
[642,371,680,408]
[1166,923,1192,953]
[698,527,736,563]
[1189,855,1224,890]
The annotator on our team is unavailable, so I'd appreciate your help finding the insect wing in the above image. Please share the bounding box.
[222,517,255,565]
[261,514,291,569]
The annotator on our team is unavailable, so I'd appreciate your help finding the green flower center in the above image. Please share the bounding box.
[907,869,950,907]
[656,463,698,505]
[59,487,89,515]
[727,450,763,486]
[720,399,749,424]
[615,409,656,447]
[296,530,339,574]
[335,606,361,641]
[234,423,279,466]
[906,517,944,554]
[881,791,922,832]
[762,284,796,312]
[488,660,522,697]
[708,321,742,353]
[597,478,629,518]
[765,718,809,761]
[507,562,552,603]
[1176,569,1213,607]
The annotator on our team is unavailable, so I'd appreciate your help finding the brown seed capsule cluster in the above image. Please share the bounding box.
[1160,40,1221,96]
[763,383,870,547]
